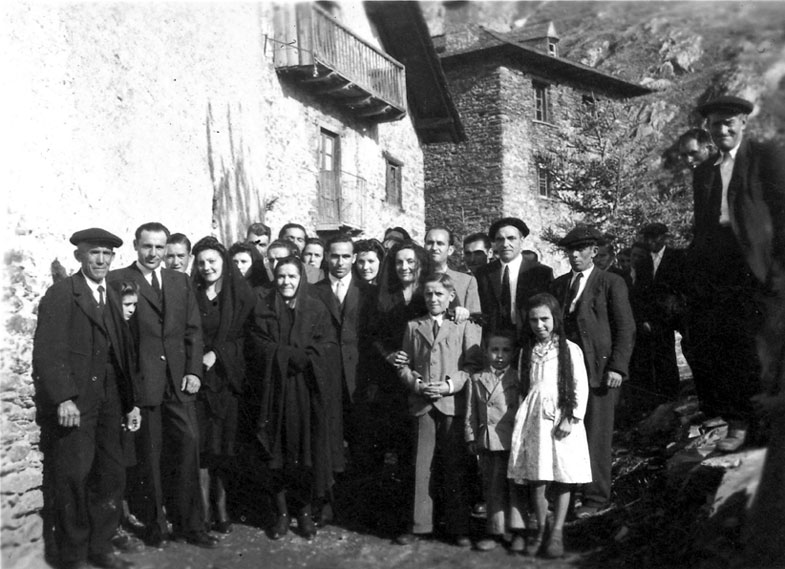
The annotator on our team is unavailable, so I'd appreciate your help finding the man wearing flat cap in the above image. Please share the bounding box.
[550,225,635,517]
[686,95,785,452]
[474,217,553,337]
[629,223,687,404]
[33,228,140,569]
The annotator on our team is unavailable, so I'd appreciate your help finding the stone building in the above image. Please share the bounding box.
[2,2,458,567]
[423,3,651,267]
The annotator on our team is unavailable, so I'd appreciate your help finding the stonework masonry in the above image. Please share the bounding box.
[3,3,424,567]
[425,47,623,272]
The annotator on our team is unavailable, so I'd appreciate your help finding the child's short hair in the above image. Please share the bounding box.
[485,328,517,347]
[119,281,139,298]
[422,272,455,292]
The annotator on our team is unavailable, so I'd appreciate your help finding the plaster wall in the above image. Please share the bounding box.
[2,3,423,567]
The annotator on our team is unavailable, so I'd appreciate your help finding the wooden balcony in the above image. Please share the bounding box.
[316,171,367,234]
[272,4,407,123]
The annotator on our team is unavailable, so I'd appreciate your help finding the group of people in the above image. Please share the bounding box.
[32,94,782,569]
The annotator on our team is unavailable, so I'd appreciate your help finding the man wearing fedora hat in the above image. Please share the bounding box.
[474,217,553,338]
[686,95,785,452]
[33,228,139,569]
[551,225,635,517]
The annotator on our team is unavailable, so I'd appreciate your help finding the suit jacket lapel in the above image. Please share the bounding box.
[478,371,498,397]
[488,262,502,307]
[342,278,360,319]
[73,273,108,332]
[577,268,599,312]
[319,281,342,323]
[129,263,163,314]
[415,317,436,347]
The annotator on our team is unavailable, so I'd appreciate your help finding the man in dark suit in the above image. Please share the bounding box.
[108,222,216,548]
[550,226,635,517]
[312,236,376,468]
[630,223,686,404]
[474,217,553,338]
[34,228,139,569]
[687,95,785,452]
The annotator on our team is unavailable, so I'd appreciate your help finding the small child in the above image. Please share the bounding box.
[465,330,526,552]
[508,293,591,558]
[396,273,483,547]
[119,281,138,321]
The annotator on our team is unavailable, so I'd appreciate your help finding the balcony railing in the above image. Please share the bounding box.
[272,3,407,123]
[316,171,367,233]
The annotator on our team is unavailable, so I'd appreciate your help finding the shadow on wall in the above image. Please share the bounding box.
[207,102,275,246]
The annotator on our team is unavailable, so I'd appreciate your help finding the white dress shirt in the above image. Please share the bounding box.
[329,273,352,304]
[715,140,740,226]
[135,261,163,291]
[82,272,108,305]
[500,254,523,324]
[568,264,595,313]
[651,248,665,278]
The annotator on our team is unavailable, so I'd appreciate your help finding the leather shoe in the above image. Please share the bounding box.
[454,535,472,548]
[298,513,317,540]
[509,534,526,553]
[111,527,145,553]
[174,530,219,549]
[716,423,747,453]
[475,537,497,551]
[395,533,429,546]
[87,552,134,569]
[142,530,169,549]
[213,520,233,534]
[270,513,290,540]
[573,505,599,520]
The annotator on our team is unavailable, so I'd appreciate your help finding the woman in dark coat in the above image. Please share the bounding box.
[191,236,256,534]
[248,255,337,540]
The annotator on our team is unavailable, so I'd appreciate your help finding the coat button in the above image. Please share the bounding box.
[91,376,97,382]
[160,355,166,361]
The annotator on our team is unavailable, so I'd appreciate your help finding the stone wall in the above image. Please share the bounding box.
[423,59,505,241]
[2,3,424,567]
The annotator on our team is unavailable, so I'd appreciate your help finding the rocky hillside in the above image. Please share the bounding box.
[425,1,785,142]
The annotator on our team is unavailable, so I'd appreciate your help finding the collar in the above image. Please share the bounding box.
[429,312,445,325]
[491,365,510,376]
[651,248,665,261]
[714,138,742,165]
[135,260,162,280]
[572,264,594,282]
[500,254,523,274]
[81,271,107,294]
[329,273,352,287]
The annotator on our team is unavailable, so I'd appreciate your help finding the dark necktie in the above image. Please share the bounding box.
[97,285,106,309]
[501,265,512,326]
[432,319,440,340]
[151,271,162,301]
[565,272,583,314]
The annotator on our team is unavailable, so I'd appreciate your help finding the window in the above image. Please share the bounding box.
[537,166,551,198]
[385,155,403,208]
[319,129,341,223]
[534,82,550,122]
[548,41,557,56]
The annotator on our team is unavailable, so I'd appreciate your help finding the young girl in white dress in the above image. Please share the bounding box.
[507,293,592,558]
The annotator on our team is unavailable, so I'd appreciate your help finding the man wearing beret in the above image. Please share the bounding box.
[629,223,686,404]
[550,225,635,517]
[33,228,140,569]
[687,95,785,452]
[474,217,553,338]
[109,222,216,548]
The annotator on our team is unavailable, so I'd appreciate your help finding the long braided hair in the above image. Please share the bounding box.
[518,293,578,417]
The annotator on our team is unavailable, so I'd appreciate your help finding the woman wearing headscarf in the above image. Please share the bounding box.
[248,255,337,540]
[191,236,256,534]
